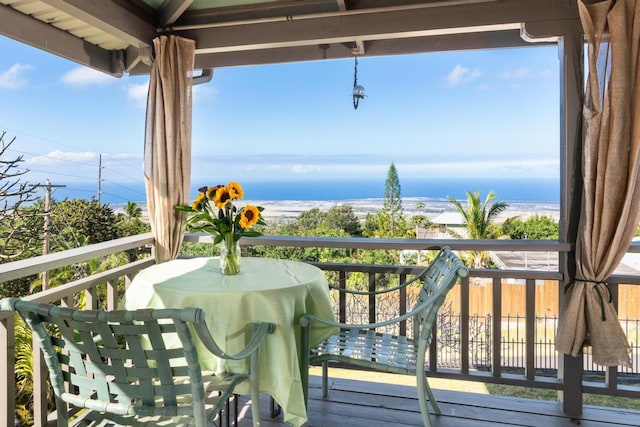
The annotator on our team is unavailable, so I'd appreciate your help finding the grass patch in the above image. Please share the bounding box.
[486,384,640,410]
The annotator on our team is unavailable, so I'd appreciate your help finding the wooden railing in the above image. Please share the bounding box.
[1,233,639,426]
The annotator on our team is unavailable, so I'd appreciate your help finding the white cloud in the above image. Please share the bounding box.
[0,63,34,89]
[292,164,322,174]
[400,158,559,178]
[498,67,533,80]
[193,85,218,105]
[27,150,98,165]
[125,81,218,108]
[444,64,482,87]
[61,66,117,87]
[128,82,149,107]
[107,153,143,160]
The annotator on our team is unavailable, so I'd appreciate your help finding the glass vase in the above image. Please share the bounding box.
[220,238,241,275]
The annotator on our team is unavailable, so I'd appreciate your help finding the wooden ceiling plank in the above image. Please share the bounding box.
[0,2,122,76]
[38,0,156,48]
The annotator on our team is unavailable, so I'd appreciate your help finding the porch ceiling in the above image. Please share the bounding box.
[0,0,581,77]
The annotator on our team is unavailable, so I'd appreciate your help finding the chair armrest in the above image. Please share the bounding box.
[193,320,276,360]
[327,268,428,296]
[300,296,434,331]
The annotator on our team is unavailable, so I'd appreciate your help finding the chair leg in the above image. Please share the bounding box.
[321,361,329,398]
[416,369,437,427]
[269,396,282,418]
[250,354,261,427]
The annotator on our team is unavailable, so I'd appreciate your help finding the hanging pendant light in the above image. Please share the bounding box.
[352,55,365,109]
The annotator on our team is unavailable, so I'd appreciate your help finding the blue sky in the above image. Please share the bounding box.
[0,35,560,200]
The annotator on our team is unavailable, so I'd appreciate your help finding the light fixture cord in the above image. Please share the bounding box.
[353,55,359,89]
[353,55,360,109]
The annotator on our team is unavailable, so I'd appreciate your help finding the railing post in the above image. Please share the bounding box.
[492,278,502,377]
[460,276,470,374]
[368,273,376,324]
[32,338,48,427]
[0,315,16,427]
[338,271,346,324]
[557,25,584,418]
[525,279,536,380]
[399,273,407,336]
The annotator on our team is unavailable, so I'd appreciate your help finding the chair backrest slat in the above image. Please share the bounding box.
[413,247,468,343]
[0,298,210,425]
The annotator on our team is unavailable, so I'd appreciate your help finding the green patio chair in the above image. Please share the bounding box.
[300,246,468,427]
[0,298,275,427]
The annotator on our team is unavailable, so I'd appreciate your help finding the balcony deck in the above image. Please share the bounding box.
[4,234,640,426]
[238,372,640,427]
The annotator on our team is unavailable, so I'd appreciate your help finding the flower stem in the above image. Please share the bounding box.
[221,235,240,275]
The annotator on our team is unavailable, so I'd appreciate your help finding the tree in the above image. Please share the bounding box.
[448,190,507,239]
[50,198,121,248]
[0,132,40,261]
[117,201,151,242]
[382,163,403,237]
[502,214,559,240]
[325,204,362,236]
[447,190,508,267]
[123,201,142,220]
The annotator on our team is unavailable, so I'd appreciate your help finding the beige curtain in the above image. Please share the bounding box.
[144,35,195,263]
[556,0,640,367]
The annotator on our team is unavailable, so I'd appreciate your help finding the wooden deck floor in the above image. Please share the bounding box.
[234,374,640,427]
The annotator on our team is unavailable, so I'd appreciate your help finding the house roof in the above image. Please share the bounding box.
[431,211,465,225]
[0,0,581,77]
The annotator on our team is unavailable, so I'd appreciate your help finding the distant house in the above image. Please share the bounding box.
[416,211,466,238]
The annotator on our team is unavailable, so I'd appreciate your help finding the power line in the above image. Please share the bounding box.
[0,125,91,152]
[102,165,145,184]
[26,168,95,181]
[101,179,146,196]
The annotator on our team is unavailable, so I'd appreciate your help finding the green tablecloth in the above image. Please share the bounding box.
[122,257,337,427]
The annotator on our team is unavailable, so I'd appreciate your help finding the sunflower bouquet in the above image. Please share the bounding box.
[176,181,265,274]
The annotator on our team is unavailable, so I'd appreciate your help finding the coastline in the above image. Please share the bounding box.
[122,197,560,224]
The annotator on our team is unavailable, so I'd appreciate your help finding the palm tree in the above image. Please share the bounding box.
[124,201,143,221]
[447,190,508,267]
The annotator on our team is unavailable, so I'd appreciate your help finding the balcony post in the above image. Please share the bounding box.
[33,339,48,427]
[0,315,16,427]
[557,25,584,417]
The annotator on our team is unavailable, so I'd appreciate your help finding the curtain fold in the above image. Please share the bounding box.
[556,0,640,367]
[144,35,195,263]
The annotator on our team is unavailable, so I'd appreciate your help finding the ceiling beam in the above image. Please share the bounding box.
[178,29,538,73]
[178,0,579,55]
[160,0,194,26]
[0,3,123,76]
[38,0,157,48]
[174,0,340,27]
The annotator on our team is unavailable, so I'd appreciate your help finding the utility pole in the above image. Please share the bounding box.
[98,153,103,204]
[41,179,65,290]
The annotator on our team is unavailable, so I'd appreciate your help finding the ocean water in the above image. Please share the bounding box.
[53,177,559,206]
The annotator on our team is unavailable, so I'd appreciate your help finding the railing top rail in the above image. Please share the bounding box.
[185,234,573,252]
[0,232,155,283]
[309,262,563,280]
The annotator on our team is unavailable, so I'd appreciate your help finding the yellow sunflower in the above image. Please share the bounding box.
[191,193,205,210]
[214,186,233,208]
[239,205,260,228]
[228,181,244,200]
[207,185,222,200]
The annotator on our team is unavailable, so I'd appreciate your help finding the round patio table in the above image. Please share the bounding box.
[122,256,337,427]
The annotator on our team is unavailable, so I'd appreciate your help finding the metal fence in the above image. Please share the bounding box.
[437,313,640,380]
[333,286,640,379]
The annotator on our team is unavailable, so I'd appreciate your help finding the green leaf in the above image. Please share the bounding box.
[241,231,263,237]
